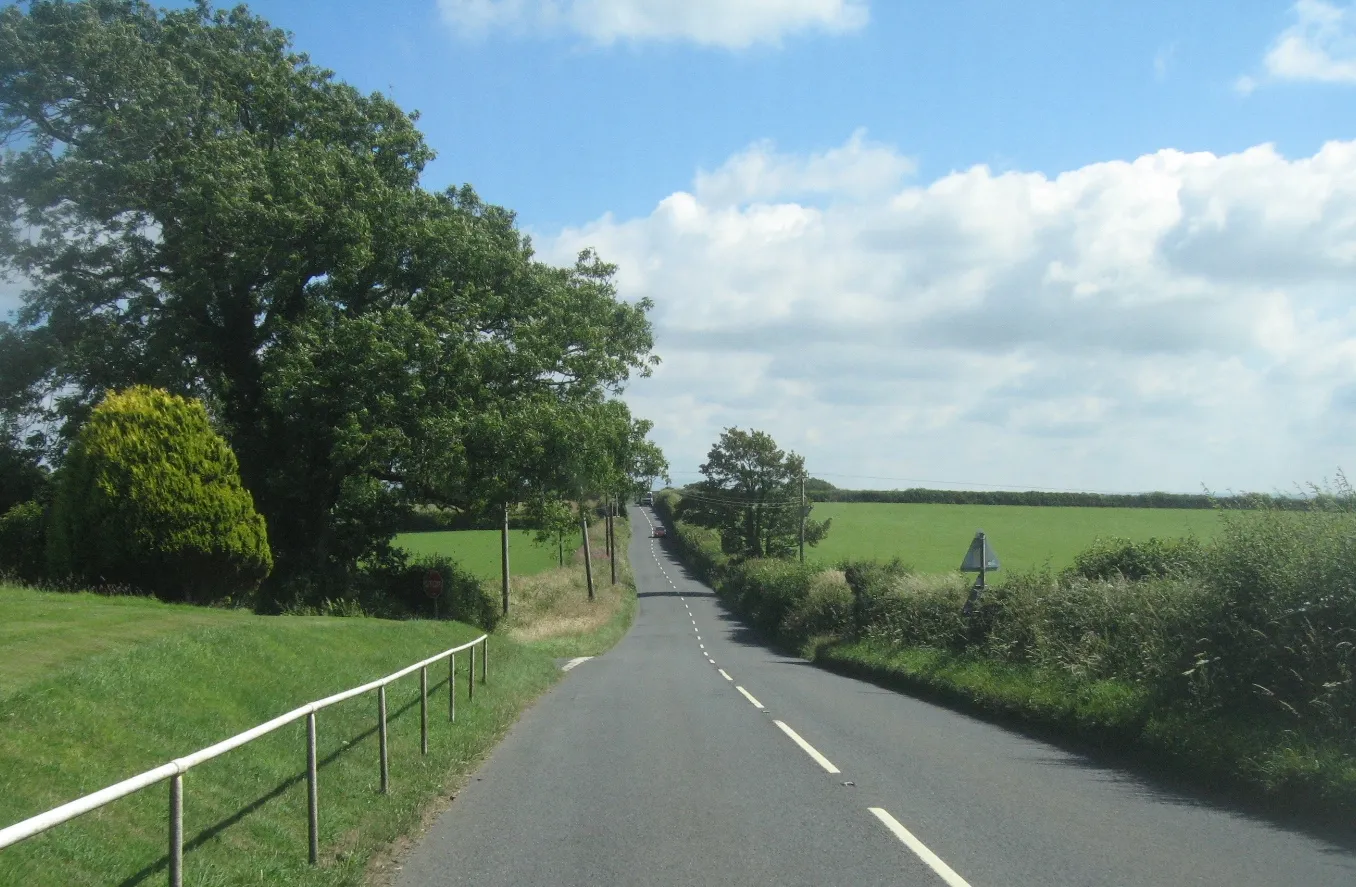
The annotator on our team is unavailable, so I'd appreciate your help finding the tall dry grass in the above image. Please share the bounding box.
[497,515,635,656]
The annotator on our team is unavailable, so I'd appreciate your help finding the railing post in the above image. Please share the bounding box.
[481,637,488,684]
[420,666,429,755]
[468,645,475,701]
[449,654,456,722]
[306,712,319,864]
[378,685,389,794]
[169,772,183,887]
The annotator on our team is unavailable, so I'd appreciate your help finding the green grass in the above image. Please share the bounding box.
[0,590,257,695]
[0,586,561,886]
[394,529,561,582]
[808,503,1223,573]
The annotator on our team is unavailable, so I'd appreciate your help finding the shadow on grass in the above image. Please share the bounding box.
[116,678,451,887]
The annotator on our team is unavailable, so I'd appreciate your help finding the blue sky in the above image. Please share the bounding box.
[242,0,1345,231]
[9,0,1356,493]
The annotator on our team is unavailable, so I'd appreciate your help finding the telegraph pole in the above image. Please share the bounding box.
[581,505,595,601]
[799,474,806,564]
[608,495,617,585]
[607,493,618,564]
[501,502,511,615]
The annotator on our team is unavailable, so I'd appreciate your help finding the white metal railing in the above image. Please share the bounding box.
[0,633,490,886]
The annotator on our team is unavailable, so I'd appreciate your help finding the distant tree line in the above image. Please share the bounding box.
[802,481,1315,510]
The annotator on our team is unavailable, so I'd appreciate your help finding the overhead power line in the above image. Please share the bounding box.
[675,490,802,508]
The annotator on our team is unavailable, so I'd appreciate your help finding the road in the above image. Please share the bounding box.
[395,505,1356,886]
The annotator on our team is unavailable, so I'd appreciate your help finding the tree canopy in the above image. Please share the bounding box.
[677,427,828,559]
[0,0,664,602]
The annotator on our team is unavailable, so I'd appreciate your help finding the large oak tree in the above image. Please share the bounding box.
[0,0,662,601]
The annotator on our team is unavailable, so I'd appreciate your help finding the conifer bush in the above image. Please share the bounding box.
[46,386,272,602]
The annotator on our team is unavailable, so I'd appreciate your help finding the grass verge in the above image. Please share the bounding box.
[498,513,636,659]
[813,638,1356,817]
[0,587,257,694]
[0,515,636,886]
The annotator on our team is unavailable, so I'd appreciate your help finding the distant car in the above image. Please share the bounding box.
[643,493,654,506]
[652,526,667,538]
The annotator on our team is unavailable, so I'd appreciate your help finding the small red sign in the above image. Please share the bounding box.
[423,570,443,599]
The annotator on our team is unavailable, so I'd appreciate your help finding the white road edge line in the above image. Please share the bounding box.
[868,808,972,887]
[736,686,764,709]
[718,669,733,681]
[561,656,593,672]
[773,720,841,774]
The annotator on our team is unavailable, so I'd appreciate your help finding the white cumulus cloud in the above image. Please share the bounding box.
[436,0,869,48]
[536,134,1356,493]
[694,129,915,206]
[1242,0,1356,90]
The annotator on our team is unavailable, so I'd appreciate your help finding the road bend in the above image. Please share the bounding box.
[395,505,1356,887]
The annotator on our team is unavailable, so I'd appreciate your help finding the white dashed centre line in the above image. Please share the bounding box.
[718,669,733,681]
[736,686,764,709]
[773,720,840,774]
[868,808,972,887]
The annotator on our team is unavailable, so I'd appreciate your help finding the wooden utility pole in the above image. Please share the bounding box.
[581,507,595,601]
[799,474,806,564]
[608,496,617,585]
[501,502,511,615]
[603,497,610,570]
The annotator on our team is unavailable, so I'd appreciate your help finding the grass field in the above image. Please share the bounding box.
[807,503,1223,574]
[0,515,635,886]
[394,529,562,581]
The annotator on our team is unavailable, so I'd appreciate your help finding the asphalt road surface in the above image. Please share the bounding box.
[395,505,1356,886]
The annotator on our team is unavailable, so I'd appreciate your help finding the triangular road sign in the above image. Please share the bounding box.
[960,531,1000,572]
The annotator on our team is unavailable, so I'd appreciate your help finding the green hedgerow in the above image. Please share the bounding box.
[46,386,272,602]
[0,500,46,584]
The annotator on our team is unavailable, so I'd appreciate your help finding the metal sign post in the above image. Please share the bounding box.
[424,569,443,620]
[959,530,1000,616]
